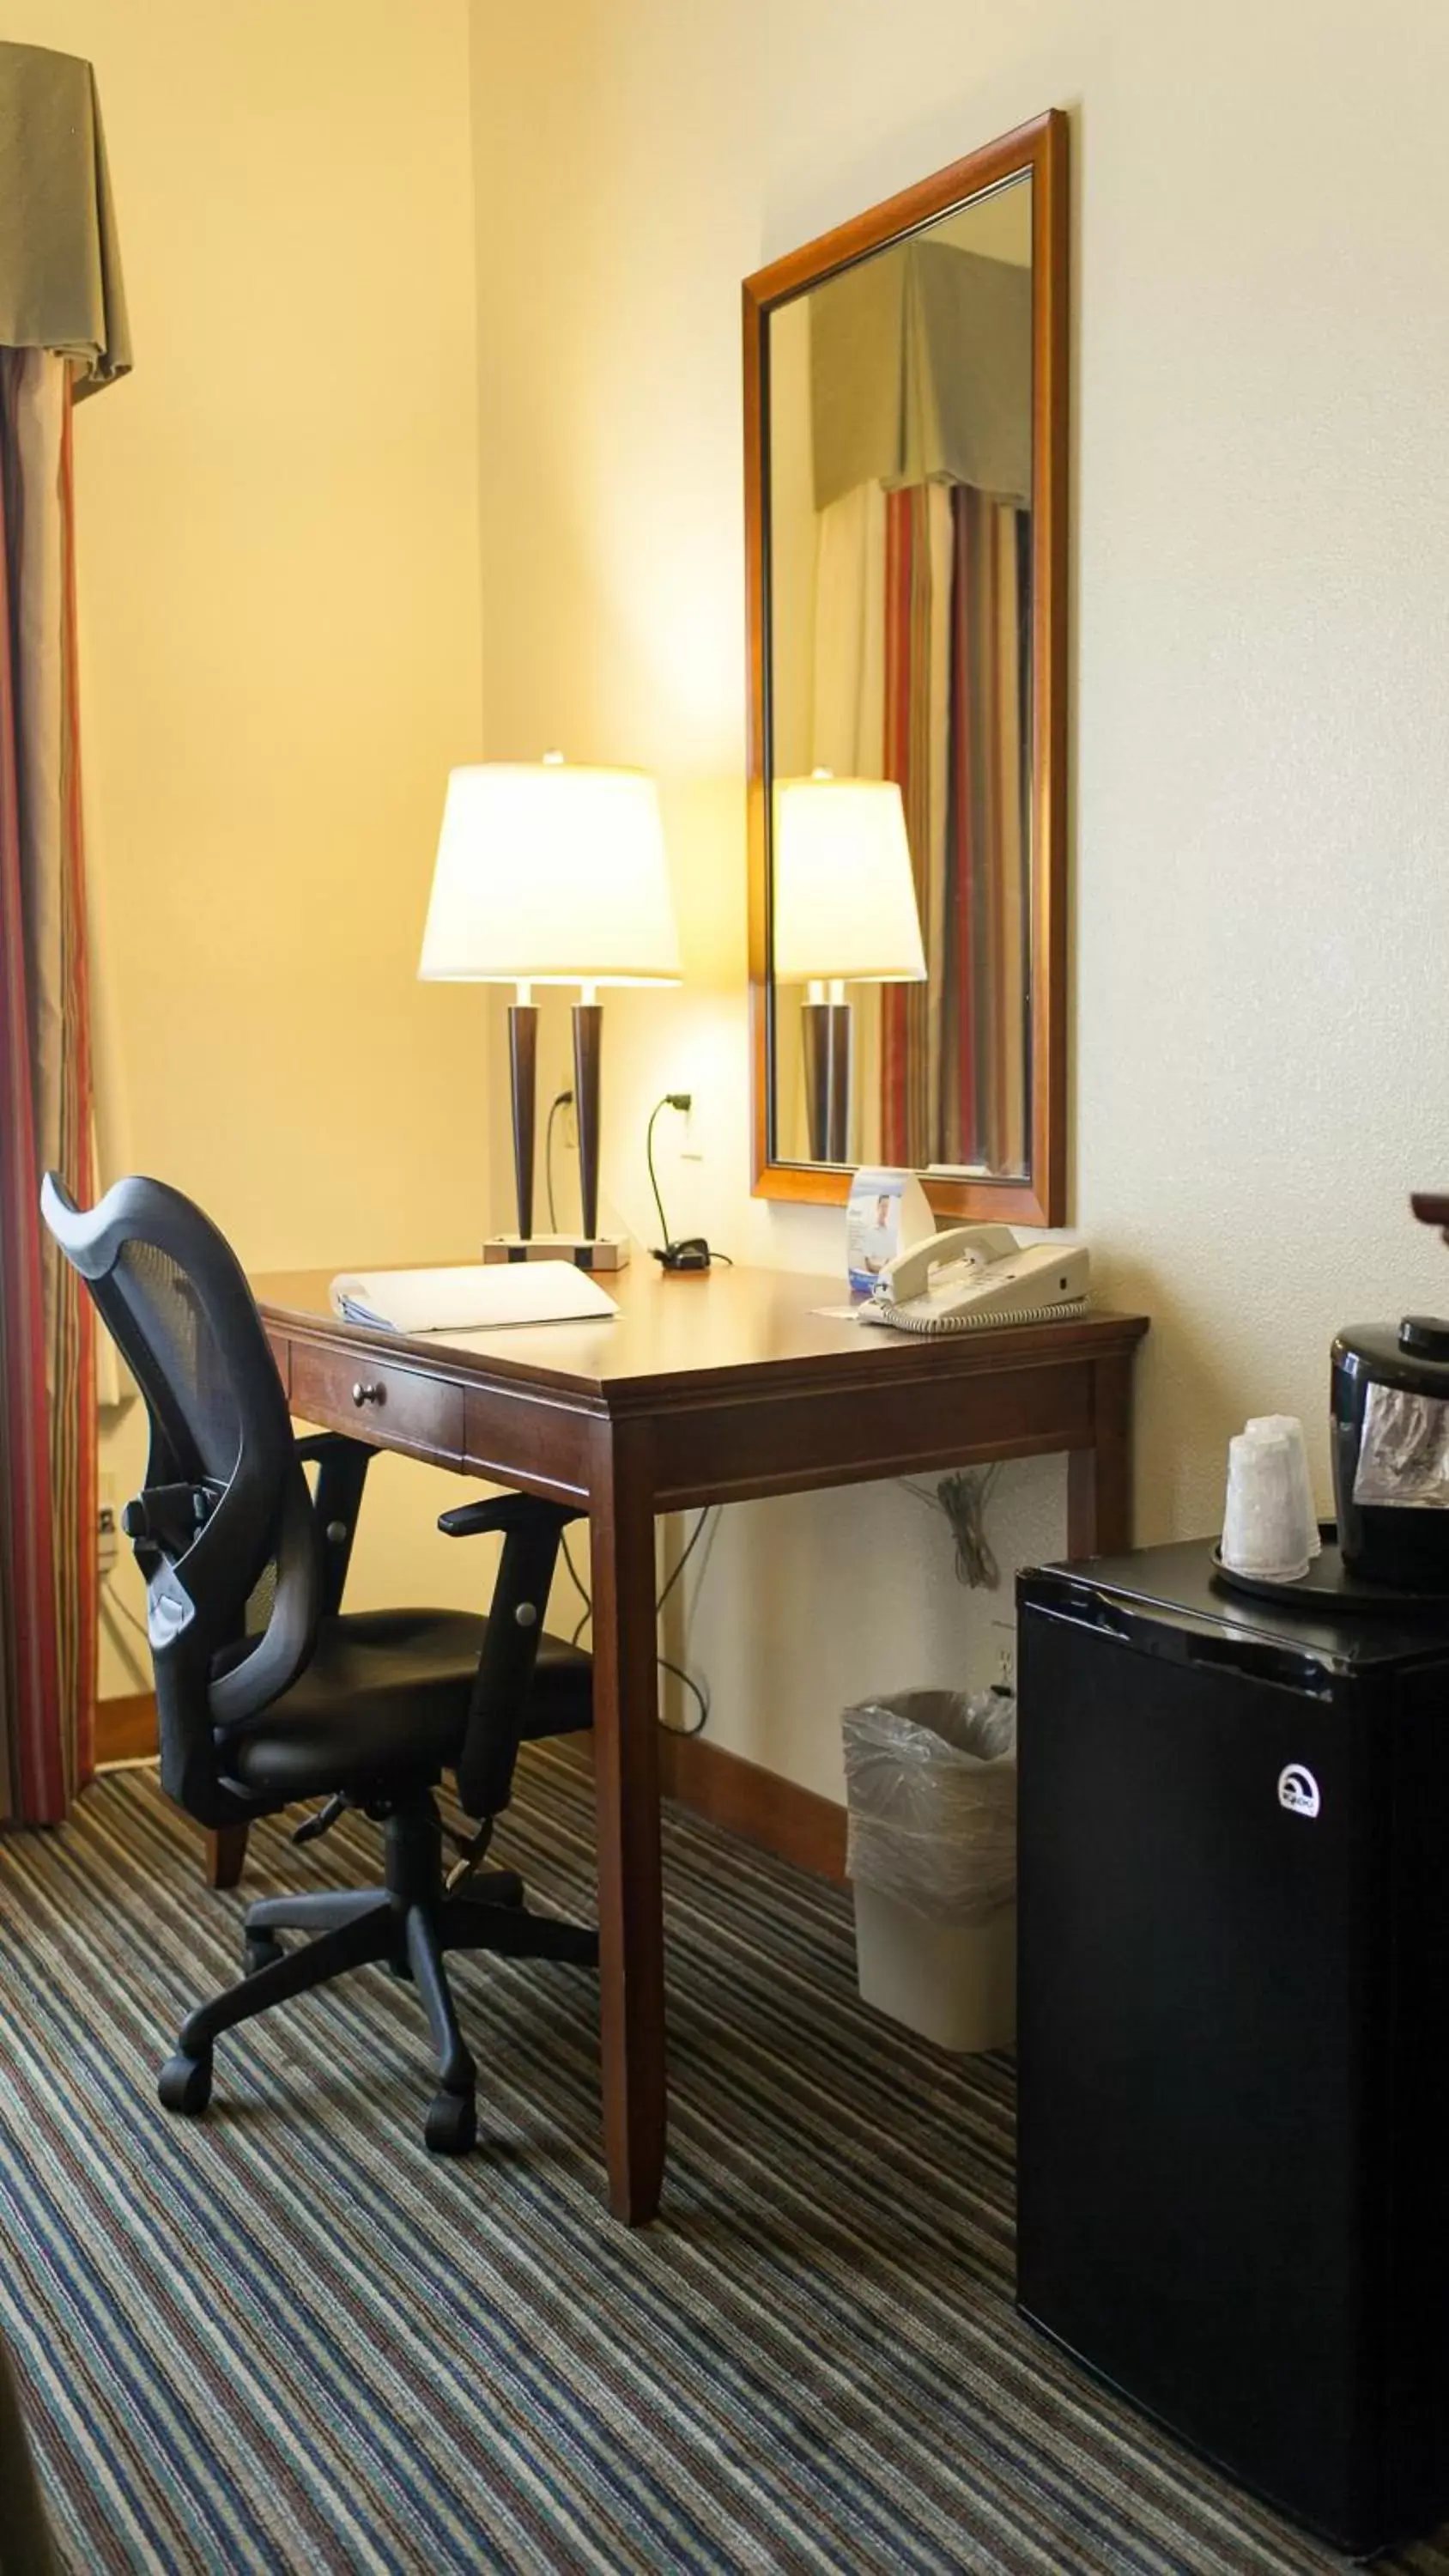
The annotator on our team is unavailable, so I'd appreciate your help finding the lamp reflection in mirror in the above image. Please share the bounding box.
[419,756,680,1253]
[772,772,928,1163]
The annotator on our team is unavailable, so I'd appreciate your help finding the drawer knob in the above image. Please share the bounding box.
[351,1380,385,1407]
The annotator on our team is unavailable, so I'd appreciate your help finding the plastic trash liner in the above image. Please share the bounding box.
[843,1687,1016,1927]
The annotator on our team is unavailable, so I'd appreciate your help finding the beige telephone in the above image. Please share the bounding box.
[860,1224,1089,1335]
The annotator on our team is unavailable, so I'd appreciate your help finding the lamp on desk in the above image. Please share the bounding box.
[419,755,681,1267]
[773,773,928,1163]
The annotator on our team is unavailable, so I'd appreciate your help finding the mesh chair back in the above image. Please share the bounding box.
[109,1235,244,1484]
[41,1175,319,1824]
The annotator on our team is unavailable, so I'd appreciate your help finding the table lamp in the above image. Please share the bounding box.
[419,755,681,1267]
[773,773,928,1163]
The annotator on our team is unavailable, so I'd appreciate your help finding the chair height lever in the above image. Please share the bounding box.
[292,1793,349,1847]
[445,1818,495,1892]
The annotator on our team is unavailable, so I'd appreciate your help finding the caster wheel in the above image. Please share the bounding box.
[158,2050,212,2116]
[424,2089,476,2156]
[244,1935,284,1977]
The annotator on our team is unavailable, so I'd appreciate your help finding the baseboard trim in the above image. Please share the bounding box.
[657,1728,847,1884]
[95,1691,158,1766]
[90,1691,848,1886]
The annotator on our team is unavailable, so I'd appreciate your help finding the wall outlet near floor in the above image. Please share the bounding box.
[98,1504,118,1575]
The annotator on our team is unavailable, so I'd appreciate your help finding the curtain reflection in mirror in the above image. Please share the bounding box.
[881,482,1029,1174]
[770,182,1033,1177]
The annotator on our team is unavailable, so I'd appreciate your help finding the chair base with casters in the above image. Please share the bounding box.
[161,1785,599,2154]
[155,1492,597,2157]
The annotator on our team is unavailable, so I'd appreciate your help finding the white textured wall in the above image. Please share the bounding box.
[470,0,1449,1800]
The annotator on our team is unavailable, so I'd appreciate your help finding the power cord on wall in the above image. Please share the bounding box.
[561,1510,717,1735]
[900,1465,1003,1589]
[100,1565,152,1694]
[105,1581,151,1645]
[646,1095,731,1271]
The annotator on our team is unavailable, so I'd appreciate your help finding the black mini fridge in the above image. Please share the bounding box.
[1016,1540,1449,2555]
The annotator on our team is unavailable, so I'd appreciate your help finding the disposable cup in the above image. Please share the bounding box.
[1245,1413,1321,1560]
[1222,1426,1313,1583]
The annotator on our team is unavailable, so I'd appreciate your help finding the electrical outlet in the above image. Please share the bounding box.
[97,1504,118,1575]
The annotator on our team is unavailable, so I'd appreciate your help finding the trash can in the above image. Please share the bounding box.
[843,1688,1017,2052]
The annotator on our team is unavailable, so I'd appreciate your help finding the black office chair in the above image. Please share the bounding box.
[41,1172,597,2154]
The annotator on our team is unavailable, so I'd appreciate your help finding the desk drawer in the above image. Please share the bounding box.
[288,1340,464,1464]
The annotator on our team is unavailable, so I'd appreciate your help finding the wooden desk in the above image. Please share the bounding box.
[253,1261,1149,2223]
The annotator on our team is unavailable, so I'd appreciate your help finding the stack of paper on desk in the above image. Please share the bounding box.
[329,1262,616,1334]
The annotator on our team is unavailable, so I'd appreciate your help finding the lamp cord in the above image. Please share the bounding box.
[561,1509,715,1735]
[102,1571,151,1644]
[645,1097,673,1248]
[545,1089,573,1232]
[658,1657,709,1736]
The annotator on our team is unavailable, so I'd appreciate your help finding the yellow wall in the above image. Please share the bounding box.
[7,0,499,1692]
[470,0,1449,1796]
[30,0,1449,1790]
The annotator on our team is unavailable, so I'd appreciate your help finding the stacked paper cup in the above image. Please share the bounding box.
[1221,1416,1319,1583]
[1245,1415,1321,1562]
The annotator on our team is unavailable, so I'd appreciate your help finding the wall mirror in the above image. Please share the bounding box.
[745,110,1068,1224]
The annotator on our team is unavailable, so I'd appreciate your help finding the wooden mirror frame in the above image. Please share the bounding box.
[744,108,1069,1226]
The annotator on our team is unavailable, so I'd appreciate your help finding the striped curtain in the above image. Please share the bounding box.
[820,479,1031,1176]
[0,348,96,1823]
[879,485,953,1168]
[943,485,1030,1176]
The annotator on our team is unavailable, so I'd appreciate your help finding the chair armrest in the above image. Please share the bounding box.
[296,1433,374,1616]
[446,1495,585,1821]
[293,1431,360,1467]
[439,1496,582,1539]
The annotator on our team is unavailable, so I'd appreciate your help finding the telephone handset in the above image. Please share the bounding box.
[861,1224,1089,1335]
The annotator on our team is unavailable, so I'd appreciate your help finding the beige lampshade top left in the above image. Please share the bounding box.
[419,759,681,986]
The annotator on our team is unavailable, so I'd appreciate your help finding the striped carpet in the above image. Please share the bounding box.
[1,1756,1446,2576]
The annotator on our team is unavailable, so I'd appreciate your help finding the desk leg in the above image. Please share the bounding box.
[204,1825,249,1890]
[1067,1353,1135,1558]
[588,1420,666,2224]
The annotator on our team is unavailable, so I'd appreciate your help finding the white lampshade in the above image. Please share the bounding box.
[419,759,681,986]
[772,775,927,983]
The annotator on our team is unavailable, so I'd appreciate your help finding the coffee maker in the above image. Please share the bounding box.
[1331,1189,1449,1593]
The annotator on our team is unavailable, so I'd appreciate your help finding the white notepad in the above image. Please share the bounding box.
[329,1262,616,1334]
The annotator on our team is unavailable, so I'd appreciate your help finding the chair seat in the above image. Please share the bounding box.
[216,1607,591,1804]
